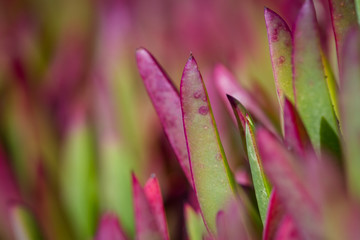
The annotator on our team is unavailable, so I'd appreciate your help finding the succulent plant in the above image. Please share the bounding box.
[2,0,360,239]
[134,0,360,239]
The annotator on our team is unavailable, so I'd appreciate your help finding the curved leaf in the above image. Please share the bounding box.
[339,28,360,200]
[180,55,236,235]
[293,0,340,155]
[245,115,271,224]
[265,8,294,108]
[136,48,192,184]
[95,214,128,240]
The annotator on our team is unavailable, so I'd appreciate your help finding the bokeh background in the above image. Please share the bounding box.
[0,0,337,239]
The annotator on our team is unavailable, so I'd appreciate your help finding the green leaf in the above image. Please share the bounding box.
[328,0,357,64]
[184,204,207,240]
[10,205,42,240]
[264,8,294,108]
[293,0,340,155]
[339,28,360,200]
[245,115,271,224]
[61,116,98,239]
[180,54,236,235]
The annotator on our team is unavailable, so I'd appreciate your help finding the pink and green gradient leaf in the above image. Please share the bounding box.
[273,215,301,240]
[180,55,236,235]
[321,53,340,120]
[184,204,208,240]
[293,0,340,155]
[227,95,248,158]
[283,97,314,158]
[10,204,42,240]
[216,200,251,240]
[245,115,271,224]
[95,214,128,240]
[213,64,279,135]
[132,174,164,240]
[144,176,169,240]
[263,190,285,240]
[328,0,357,63]
[136,48,192,184]
[61,114,98,239]
[339,28,360,200]
[265,8,294,110]
[94,74,134,237]
[256,128,321,239]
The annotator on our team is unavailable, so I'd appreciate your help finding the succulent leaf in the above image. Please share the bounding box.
[328,0,357,64]
[95,214,128,240]
[264,8,294,110]
[132,174,164,240]
[339,27,360,200]
[257,128,321,239]
[185,204,208,240]
[245,115,271,224]
[293,0,340,155]
[144,176,169,240]
[180,55,236,235]
[10,204,42,240]
[136,48,192,184]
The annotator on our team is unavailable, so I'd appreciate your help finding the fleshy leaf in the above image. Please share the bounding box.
[264,8,294,109]
[61,113,98,239]
[94,74,134,236]
[283,97,314,158]
[245,115,271,224]
[293,0,340,155]
[227,95,248,158]
[328,0,357,63]
[216,201,250,240]
[10,204,42,240]
[136,48,192,184]
[274,215,301,240]
[213,64,279,135]
[256,128,321,239]
[321,52,340,120]
[263,190,285,240]
[144,176,169,240]
[132,174,163,240]
[184,204,208,240]
[339,28,360,200]
[95,214,128,240]
[180,55,236,235]
[356,0,360,23]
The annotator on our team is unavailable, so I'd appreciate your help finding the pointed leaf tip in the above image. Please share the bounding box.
[135,48,192,185]
[264,7,294,110]
[181,54,236,235]
[95,214,128,240]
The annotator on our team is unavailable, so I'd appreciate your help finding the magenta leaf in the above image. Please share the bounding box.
[213,64,279,135]
[263,190,285,240]
[283,97,314,158]
[274,215,301,240]
[95,214,128,240]
[144,176,169,240]
[132,174,164,240]
[136,48,192,184]
[256,128,321,239]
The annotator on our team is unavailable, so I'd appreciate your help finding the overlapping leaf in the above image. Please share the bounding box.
[180,55,236,235]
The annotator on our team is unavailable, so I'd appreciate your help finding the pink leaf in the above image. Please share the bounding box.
[136,48,192,185]
[95,214,128,240]
[132,174,164,240]
[144,176,169,240]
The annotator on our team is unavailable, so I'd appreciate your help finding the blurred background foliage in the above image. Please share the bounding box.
[0,0,338,239]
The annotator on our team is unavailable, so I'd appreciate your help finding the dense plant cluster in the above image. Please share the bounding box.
[1,0,360,239]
